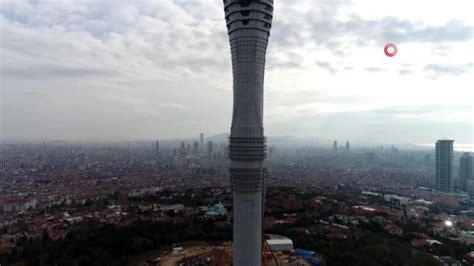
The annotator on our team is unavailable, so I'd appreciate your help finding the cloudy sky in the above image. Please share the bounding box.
[0,0,473,144]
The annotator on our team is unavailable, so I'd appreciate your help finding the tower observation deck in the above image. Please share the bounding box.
[223,0,274,265]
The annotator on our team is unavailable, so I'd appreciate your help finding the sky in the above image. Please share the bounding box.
[0,0,473,144]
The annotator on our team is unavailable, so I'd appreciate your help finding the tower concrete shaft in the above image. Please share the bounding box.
[224,1,273,265]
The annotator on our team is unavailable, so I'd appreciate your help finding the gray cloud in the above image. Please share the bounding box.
[315,61,337,74]
[332,49,350,58]
[0,0,472,143]
[266,90,364,108]
[364,67,386,72]
[1,64,115,79]
[399,69,413,75]
[247,1,473,76]
[273,10,473,59]
[267,51,306,70]
[164,58,230,73]
[424,63,473,75]
[0,0,234,140]
[268,60,303,70]
[374,105,472,115]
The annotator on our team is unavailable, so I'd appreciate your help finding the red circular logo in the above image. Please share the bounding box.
[384,43,397,57]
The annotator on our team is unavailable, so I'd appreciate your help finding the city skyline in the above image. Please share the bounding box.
[1,0,473,144]
[2,1,474,264]
[2,138,467,265]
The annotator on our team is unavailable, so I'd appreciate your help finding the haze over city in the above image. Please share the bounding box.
[1,0,473,145]
[2,1,474,266]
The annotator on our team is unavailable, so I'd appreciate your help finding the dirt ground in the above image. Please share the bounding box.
[127,241,219,266]
[160,246,215,266]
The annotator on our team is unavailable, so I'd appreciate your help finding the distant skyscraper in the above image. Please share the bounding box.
[200,133,204,152]
[332,140,338,152]
[436,139,454,192]
[186,144,191,155]
[207,141,214,160]
[179,142,186,160]
[390,145,399,157]
[224,0,273,265]
[345,141,350,152]
[192,141,199,154]
[459,152,473,191]
[155,140,159,155]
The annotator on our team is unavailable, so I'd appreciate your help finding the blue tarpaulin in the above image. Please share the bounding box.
[295,248,315,258]
[294,248,320,266]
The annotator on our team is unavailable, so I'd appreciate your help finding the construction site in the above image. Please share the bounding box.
[140,235,325,266]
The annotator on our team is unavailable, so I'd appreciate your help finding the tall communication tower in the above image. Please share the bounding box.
[224,0,274,265]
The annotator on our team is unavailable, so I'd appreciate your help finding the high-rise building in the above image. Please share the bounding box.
[459,152,473,191]
[332,140,338,152]
[345,141,350,152]
[224,1,273,265]
[207,141,214,160]
[192,141,199,154]
[179,142,186,160]
[186,144,191,155]
[155,140,159,155]
[200,133,204,152]
[390,146,398,153]
[435,139,454,192]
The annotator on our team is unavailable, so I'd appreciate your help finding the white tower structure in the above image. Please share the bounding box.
[224,0,273,265]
